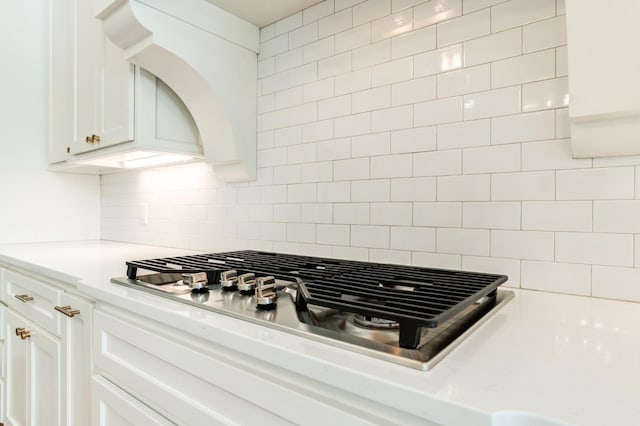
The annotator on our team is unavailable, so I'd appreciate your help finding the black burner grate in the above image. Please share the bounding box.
[125,250,507,348]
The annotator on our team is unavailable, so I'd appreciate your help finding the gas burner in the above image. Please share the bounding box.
[117,250,511,370]
[353,315,400,329]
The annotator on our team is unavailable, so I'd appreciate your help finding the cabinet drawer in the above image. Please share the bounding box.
[3,270,60,336]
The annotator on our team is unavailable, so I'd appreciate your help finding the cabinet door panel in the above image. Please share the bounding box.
[59,293,92,426]
[5,310,27,426]
[92,376,174,426]
[29,328,60,426]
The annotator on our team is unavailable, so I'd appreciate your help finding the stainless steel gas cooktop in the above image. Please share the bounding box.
[112,250,513,370]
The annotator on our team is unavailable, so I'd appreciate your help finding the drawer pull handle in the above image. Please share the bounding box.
[55,305,80,318]
[15,328,31,340]
[15,294,34,303]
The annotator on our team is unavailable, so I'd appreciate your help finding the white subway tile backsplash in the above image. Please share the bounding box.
[522,77,569,112]
[262,34,289,58]
[288,183,317,203]
[335,112,371,137]
[414,0,462,29]
[594,201,640,233]
[438,174,490,201]
[352,132,391,157]
[274,204,301,222]
[319,52,352,78]
[462,256,520,287]
[391,126,436,154]
[371,105,413,132]
[437,228,489,256]
[392,76,437,106]
[318,95,352,120]
[335,24,371,54]
[276,12,303,36]
[521,260,590,296]
[491,0,555,32]
[463,28,522,67]
[437,64,490,98]
[301,203,334,223]
[391,26,437,59]
[438,119,490,150]
[351,179,391,201]
[491,110,555,145]
[372,10,413,41]
[300,161,334,182]
[335,68,371,95]
[390,226,435,251]
[523,16,567,53]
[372,57,413,87]
[391,177,436,201]
[304,0,335,24]
[371,153,413,177]
[522,139,590,171]
[319,8,353,38]
[287,223,316,243]
[353,39,391,70]
[414,97,463,126]
[351,225,390,248]
[317,138,352,160]
[334,203,370,224]
[556,167,634,200]
[463,86,520,120]
[354,0,392,26]
[414,44,463,77]
[353,86,391,113]
[522,201,592,232]
[556,232,633,267]
[463,143,520,174]
[303,37,335,63]
[462,0,507,14]
[370,202,412,225]
[463,201,520,230]
[414,202,461,227]
[317,224,350,245]
[491,230,554,261]
[413,252,461,269]
[303,119,334,142]
[104,0,640,304]
[369,249,412,264]
[334,157,370,180]
[290,23,318,50]
[592,266,640,302]
[491,49,555,88]
[556,46,567,77]
[414,149,462,176]
[437,9,490,47]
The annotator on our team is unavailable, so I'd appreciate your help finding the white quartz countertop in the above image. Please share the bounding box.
[1,240,639,425]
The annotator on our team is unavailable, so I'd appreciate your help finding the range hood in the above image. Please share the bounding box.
[565,0,640,158]
[95,0,259,181]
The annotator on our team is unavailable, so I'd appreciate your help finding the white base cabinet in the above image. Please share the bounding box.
[0,267,92,426]
[93,306,425,426]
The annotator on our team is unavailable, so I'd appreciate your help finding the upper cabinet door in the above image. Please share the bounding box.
[72,0,134,155]
[49,0,134,161]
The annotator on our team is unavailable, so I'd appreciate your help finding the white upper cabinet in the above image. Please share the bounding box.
[566,0,640,157]
[49,0,202,173]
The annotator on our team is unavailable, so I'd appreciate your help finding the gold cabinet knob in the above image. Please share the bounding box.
[85,136,92,144]
[15,327,31,340]
[91,134,101,143]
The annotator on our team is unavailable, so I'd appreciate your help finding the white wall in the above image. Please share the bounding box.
[0,1,100,243]
[101,0,640,303]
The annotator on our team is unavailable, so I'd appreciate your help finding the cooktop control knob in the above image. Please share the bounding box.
[237,273,256,295]
[219,270,238,291]
[182,272,208,293]
[255,276,277,310]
